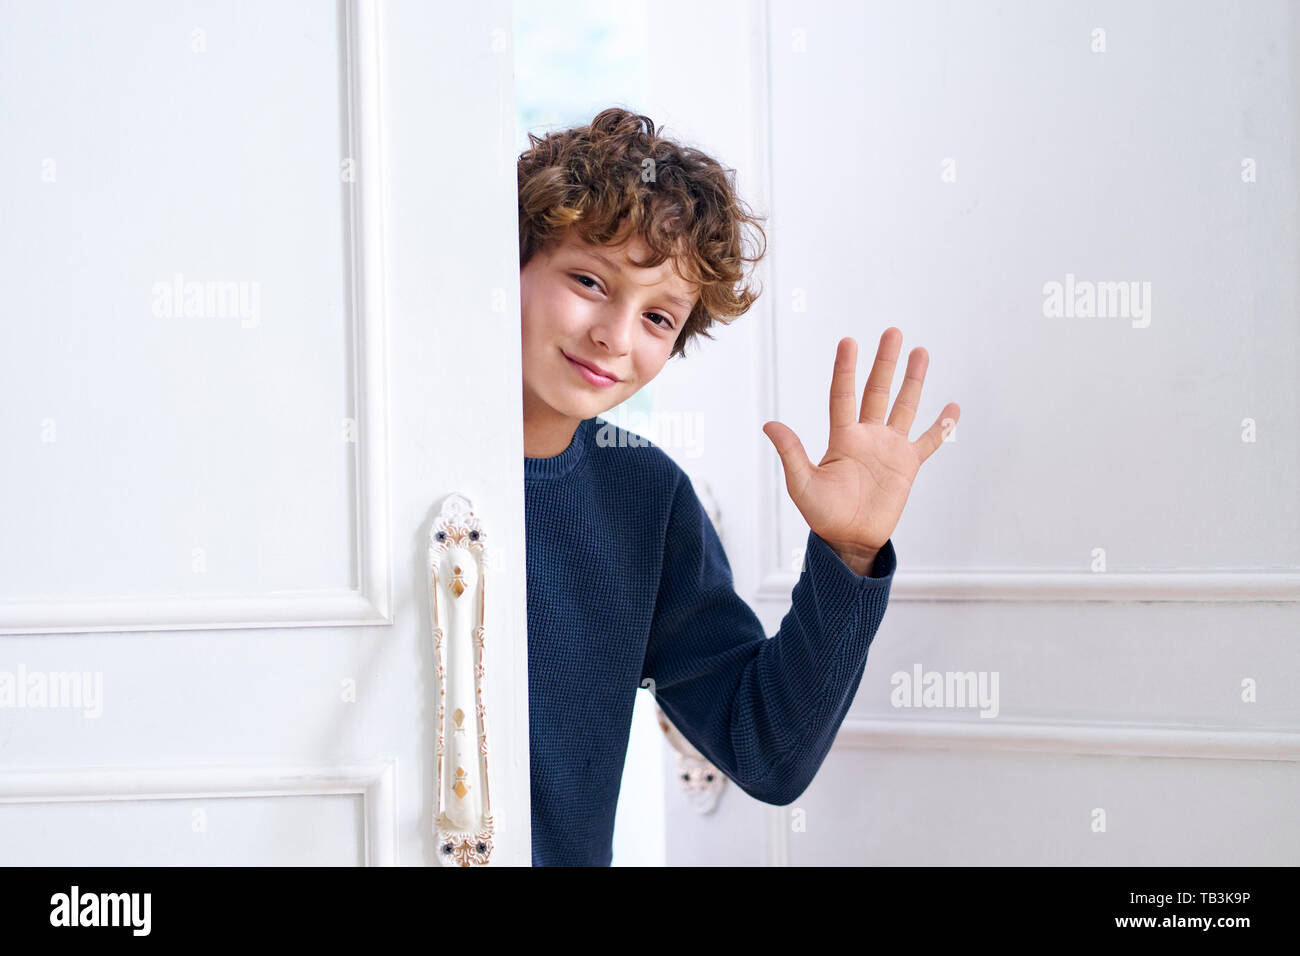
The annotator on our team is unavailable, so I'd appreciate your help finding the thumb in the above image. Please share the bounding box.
[762,421,814,496]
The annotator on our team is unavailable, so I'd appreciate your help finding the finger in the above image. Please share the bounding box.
[829,338,859,431]
[763,420,816,499]
[859,327,902,425]
[912,403,961,464]
[886,347,929,436]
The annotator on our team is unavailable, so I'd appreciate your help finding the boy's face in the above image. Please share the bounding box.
[520,229,700,440]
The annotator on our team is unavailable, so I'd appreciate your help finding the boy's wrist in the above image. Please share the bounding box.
[823,537,881,577]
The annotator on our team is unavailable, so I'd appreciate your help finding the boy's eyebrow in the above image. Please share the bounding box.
[573,248,695,312]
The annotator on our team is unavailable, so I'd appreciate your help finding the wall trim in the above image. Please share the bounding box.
[833,716,1300,760]
[755,568,1300,603]
[0,0,392,635]
[0,757,398,866]
[0,589,391,634]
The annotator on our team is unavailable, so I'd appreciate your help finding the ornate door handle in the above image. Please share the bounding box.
[428,493,495,866]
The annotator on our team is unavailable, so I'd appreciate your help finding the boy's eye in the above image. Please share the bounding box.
[570,274,675,330]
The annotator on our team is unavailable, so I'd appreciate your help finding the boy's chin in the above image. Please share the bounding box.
[532,390,615,421]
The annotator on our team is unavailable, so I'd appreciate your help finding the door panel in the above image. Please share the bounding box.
[0,0,531,865]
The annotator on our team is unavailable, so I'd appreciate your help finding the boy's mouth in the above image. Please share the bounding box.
[561,350,620,386]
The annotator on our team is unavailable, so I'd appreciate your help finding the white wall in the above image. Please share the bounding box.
[640,0,1300,865]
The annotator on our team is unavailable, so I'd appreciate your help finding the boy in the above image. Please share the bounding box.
[518,108,959,865]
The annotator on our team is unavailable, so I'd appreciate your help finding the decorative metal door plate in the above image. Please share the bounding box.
[428,494,495,866]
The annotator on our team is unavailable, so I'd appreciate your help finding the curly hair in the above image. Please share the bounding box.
[518,107,767,360]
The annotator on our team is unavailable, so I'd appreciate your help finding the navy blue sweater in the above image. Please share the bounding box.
[523,415,896,865]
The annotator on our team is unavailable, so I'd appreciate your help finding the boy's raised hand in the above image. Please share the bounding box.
[762,328,960,571]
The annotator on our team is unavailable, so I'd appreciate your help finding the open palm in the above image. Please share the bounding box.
[762,328,960,556]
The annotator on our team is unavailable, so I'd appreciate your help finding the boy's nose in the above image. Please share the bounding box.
[588,311,639,354]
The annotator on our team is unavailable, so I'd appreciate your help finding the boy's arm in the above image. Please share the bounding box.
[641,470,896,806]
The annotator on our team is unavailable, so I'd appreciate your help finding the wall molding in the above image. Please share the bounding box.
[0,757,398,865]
[0,589,391,634]
[832,716,1300,760]
[0,0,392,635]
[343,0,393,629]
[755,567,1300,603]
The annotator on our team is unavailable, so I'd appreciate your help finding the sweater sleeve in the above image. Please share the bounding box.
[640,470,896,806]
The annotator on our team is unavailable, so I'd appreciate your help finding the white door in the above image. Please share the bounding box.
[0,0,532,866]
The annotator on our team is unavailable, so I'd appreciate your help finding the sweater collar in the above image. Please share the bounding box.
[524,417,597,480]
